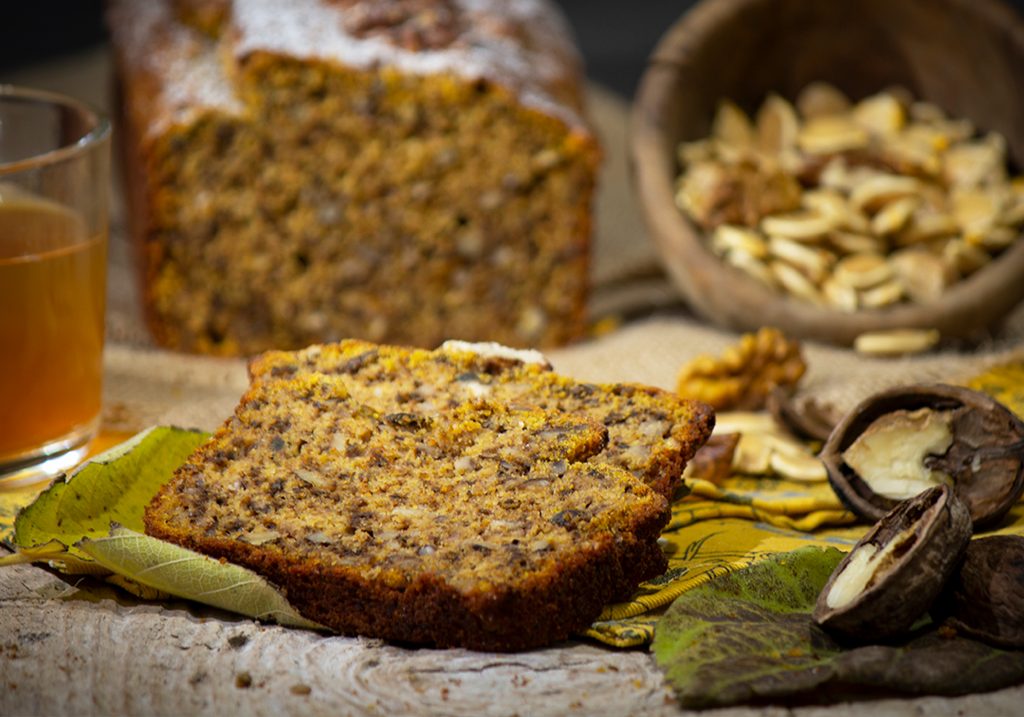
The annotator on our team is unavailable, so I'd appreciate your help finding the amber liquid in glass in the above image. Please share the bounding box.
[0,198,106,463]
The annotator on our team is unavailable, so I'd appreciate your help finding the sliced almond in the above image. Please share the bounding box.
[853,328,941,356]
[761,211,836,241]
[889,248,953,304]
[818,159,885,195]
[849,174,920,213]
[880,132,943,177]
[712,99,755,149]
[798,116,870,155]
[771,261,825,304]
[897,207,959,245]
[858,278,904,308]
[768,236,833,282]
[674,161,729,224]
[733,432,773,475]
[712,224,769,259]
[871,196,920,236]
[941,237,991,276]
[801,187,846,214]
[970,226,1019,252]
[802,189,871,234]
[769,447,829,483]
[852,92,906,137]
[828,230,887,255]
[756,93,800,155]
[822,276,860,312]
[1003,182,1024,226]
[944,135,1007,189]
[796,81,852,119]
[909,101,947,124]
[725,246,778,289]
[832,252,893,289]
[677,139,715,167]
[952,187,1003,240]
[714,411,781,436]
[902,123,953,153]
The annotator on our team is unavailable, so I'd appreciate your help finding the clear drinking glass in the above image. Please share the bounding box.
[0,86,110,487]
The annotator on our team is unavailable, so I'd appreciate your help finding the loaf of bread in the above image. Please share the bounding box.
[107,0,599,356]
[145,340,713,650]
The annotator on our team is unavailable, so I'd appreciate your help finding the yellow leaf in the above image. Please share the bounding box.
[77,526,323,629]
[13,426,209,559]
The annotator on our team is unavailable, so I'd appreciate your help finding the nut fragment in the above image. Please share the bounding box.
[851,92,905,137]
[767,236,832,282]
[761,212,836,241]
[857,279,903,308]
[768,446,827,483]
[798,116,870,154]
[821,384,1024,527]
[711,224,768,259]
[853,328,940,356]
[676,327,806,411]
[755,93,800,156]
[674,84,1024,316]
[795,81,851,119]
[682,433,740,485]
[812,485,972,642]
[770,261,824,304]
[832,252,893,290]
[889,248,953,304]
[841,407,955,500]
[849,174,920,213]
[717,411,827,482]
[711,99,755,150]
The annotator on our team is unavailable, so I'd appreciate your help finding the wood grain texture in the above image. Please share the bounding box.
[4,555,1024,716]
[632,0,1024,346]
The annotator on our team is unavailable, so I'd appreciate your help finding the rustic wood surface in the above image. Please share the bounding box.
[4,552,1024,716]
[3,42,1024,717]
[632,0,1024,346]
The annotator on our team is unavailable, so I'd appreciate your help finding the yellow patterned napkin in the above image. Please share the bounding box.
[584,360,1024,648]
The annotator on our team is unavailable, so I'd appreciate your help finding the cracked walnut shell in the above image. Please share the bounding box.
[676,327,806,411]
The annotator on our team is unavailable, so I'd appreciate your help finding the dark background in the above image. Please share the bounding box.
[1,1,1023,99]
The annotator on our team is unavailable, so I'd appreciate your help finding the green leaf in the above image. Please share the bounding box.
[13,426,209,558]
[77,526,322,629]
[653,547,1024,709]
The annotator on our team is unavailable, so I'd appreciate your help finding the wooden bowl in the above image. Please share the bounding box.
[631,0,1024,345]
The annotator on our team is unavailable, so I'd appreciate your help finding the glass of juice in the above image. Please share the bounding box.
[0,86,110,487]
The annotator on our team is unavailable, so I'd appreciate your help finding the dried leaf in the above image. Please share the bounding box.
[653,547,1024,709]
[77,525,322,629]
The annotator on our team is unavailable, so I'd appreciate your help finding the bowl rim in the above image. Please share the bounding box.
[630,0,1024,345]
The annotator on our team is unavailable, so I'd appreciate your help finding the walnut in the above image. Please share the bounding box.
[676,327,806,411]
